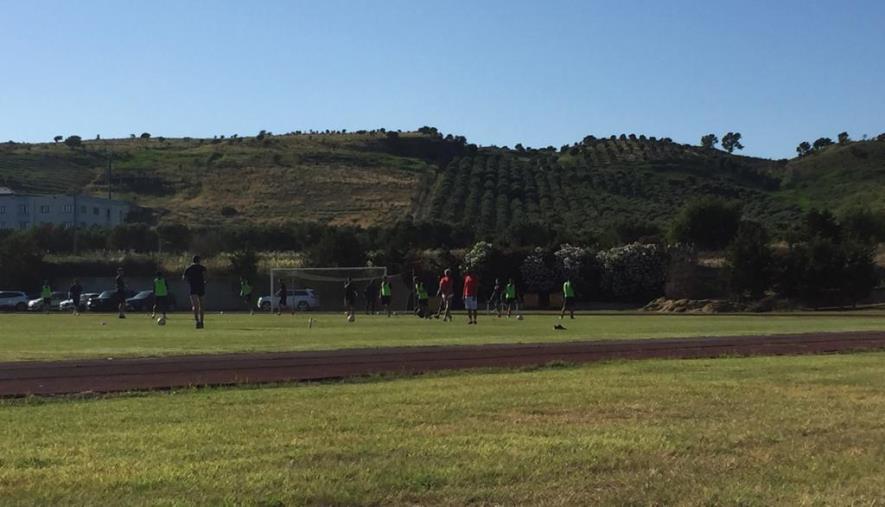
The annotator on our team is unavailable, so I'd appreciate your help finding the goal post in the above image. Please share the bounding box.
[268,266,391,312]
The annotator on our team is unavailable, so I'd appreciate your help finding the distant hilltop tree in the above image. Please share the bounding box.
[63,135,82,149]
[796,141,812,157]
[813,137,834,151]
[721,132,744,153]
[53,135,62,144]
[838,131,850,144]
[140,132,151,139]
[700,134,718,149]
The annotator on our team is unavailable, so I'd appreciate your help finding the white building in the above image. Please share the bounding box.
[0,191,132,230]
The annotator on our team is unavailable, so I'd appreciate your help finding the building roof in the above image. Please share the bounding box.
[0,186,13,195]
[0,192,131,206]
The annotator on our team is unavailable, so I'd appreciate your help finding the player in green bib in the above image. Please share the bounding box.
[152,272,169,320]
[414,276,430,319]
[504,278,518,318]
[561,278,576,319]
[240,277,254,315]
[380,275,393,317]
[40,282,52,313]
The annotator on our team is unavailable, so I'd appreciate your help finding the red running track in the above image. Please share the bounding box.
[1,331,884,397]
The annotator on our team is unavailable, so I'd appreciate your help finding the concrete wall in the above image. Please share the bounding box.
[0,194,130,230]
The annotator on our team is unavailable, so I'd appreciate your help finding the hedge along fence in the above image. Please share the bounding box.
[514,242,670,307]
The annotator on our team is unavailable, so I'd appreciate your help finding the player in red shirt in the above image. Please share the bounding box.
[462,269,478,325]
[435,268,454,321]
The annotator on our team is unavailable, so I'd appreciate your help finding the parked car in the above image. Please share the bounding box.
[258,289,320,311]
[59,292,100,312]
[87,290,137,312]
[0,291,29,311]
[27,292,68,311]
[126,290,177,312]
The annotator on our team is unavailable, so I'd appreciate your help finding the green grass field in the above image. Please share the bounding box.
[0,311,884,362]
[2,352,884,505]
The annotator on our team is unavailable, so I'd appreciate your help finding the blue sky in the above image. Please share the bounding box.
[2,0,883,159]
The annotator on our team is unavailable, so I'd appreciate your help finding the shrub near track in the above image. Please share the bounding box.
[1,353,884,504]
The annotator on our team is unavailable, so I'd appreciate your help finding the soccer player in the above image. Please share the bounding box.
[40,281,52,314]
[504,278,518,318]
[463,270,478,325]
[414,276,430,319]
[115,268,127,319]
[68,279,83,316]
[152,271,169,320]
[276,280,292,315]
[436,268,454,321]
[364,279,378,315]
[488,278,503,317]
[240,277,254,315]
[379,275,392,317]
[344,276,357,320]
[183,255,207,329]
[561,277,576,319]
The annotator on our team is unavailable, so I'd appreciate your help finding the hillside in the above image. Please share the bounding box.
[417,137,798,236]
[0,132,449,227]
[1,131,883,234]
[778,140,885,214]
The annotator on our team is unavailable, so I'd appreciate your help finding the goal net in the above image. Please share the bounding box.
[268,266,397,312]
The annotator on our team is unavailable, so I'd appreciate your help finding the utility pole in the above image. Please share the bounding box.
[72,194,79,255]
[106,149,112,200]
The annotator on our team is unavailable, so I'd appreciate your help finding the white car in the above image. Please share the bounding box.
[59,292,99,312]
[258,289,320,312]
[0,291,29,311]
[27,291,68,311]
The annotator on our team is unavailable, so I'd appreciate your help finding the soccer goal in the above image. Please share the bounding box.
[268,266,388,312]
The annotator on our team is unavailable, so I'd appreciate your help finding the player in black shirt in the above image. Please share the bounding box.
[364,279,378,315]
[344,277,357,320]
[69,279,83,316]
[115,268,127,319]
[183,255,207,329]
[276,280,293,315]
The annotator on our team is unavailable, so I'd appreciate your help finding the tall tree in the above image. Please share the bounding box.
[726,221,773,299]
[668,197,742,250]
[837,131,850,144]
[721,132,744,153]
[796,141,812,157]
[700,134,718,149]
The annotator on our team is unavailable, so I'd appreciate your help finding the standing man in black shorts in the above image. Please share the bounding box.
[183,255,207,329]
[115,268,127,319]
[276,280,293,315]
[69,279,83,316]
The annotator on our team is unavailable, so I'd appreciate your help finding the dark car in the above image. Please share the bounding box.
[126,290,177,312]
[87,290,137,312]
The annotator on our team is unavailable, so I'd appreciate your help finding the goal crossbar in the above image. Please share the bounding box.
[268,266,388,312]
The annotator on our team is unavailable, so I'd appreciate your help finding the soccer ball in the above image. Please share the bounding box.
[347,314,355,322]
[157,317,166,326]
[516,314,524,321]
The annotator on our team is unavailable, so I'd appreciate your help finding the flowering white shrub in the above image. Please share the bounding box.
[463,241,494,273]
[597,243,668,300]
[520,247,557,293]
